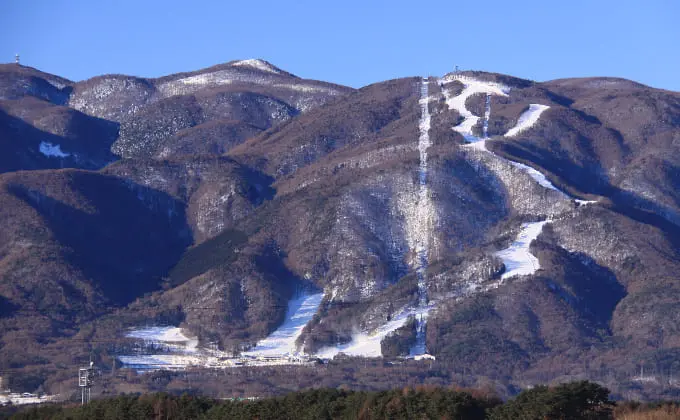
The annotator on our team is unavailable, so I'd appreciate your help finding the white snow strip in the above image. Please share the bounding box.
[117,354,203,370]
[505,104,550,137]
[315,306,432,359]
[407,78,434,357]
[507,161,561,192]
[495,221,549,279]
[39,141,69,158]
[126,326,198,351]
[242,293,323,357]
[575,199,597,206]
[440,76,509,144]
[232,59,281,74]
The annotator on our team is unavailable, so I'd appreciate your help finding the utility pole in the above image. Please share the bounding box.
[78,359,95,405]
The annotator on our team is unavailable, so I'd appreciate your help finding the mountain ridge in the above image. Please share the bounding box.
[0,60,679,400]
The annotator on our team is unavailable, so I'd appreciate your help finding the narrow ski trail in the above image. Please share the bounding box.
[410,77,434,358]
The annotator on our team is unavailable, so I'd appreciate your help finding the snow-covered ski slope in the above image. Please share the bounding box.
[119,327,204,370]
[126,326,198,349]
[119,293,324,370]
[439,76,562,280]
[243,292,324,357]
[505,104,550,137]
[315,306,432,359]
[495,221,549,279]
[440,75,509,143]
[506,161,562,193]
[441,76,565,195]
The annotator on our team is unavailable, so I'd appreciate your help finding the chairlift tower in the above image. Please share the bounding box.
[78,361,95,405]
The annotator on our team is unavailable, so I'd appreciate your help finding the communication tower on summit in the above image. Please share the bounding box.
[15,54,19,65]
[78,359,95,405]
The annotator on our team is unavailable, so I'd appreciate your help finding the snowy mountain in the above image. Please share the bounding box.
[1,60,679,399]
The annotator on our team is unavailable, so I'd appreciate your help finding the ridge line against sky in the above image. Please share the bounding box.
[1,0,678,91]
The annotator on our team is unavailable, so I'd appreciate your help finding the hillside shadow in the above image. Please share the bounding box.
[8,173,192,306]
[0,295,20,318]
[0,108,119,174]
[561,251,626,327]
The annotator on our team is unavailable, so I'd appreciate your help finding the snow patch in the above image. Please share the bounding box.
[39,141,70,158]
[505,104,550,137]
[177,73,233,86]
[243,292,323,357]
[232,59,281,74]
[495,220,549,279]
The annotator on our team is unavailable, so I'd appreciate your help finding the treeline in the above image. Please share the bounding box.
[6,381,675,420]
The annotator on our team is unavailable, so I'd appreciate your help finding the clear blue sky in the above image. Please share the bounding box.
[1,0,678,91]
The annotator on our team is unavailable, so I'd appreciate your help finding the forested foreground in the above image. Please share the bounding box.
[4,381,680,420]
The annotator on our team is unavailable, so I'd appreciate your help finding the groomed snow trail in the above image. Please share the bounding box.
[315,306,432,359]
[507,161,562,192]
[440,75,509,143]
[243,292,324,357]
[441,77,570,198]
[495,221,549,279]
[505,104,550,137]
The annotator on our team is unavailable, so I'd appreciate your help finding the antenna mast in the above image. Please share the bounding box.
[78,357,95,405]
[15,54,19,65]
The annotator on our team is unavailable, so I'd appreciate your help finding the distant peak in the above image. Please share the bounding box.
[231,59,282,75]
